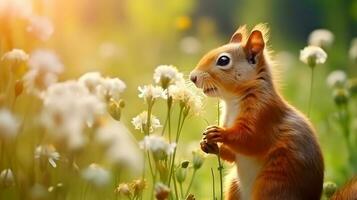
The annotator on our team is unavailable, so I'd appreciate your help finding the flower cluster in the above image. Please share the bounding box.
[153,65,185,88]
[81,163,111,187]
[300,46,327,67]
[169,84,202,115]
[23,49,64,95]
[79,71,126,102]
[308,29,334,49]
[139,135,176,159]
[138,85,166,103]
[41,80,105,149]
[132,111,162,133]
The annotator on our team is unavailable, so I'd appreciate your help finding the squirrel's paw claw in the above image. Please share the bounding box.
[203,126,225,143]
[200,140,219,154]
[204,131,224,143]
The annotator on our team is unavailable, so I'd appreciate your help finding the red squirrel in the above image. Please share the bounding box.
[189,24,324,199]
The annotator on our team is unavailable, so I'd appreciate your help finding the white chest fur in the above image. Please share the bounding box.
[222,99,262,200]
[221,98,240,127]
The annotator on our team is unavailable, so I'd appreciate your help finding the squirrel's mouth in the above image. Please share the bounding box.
[203,87,218,96]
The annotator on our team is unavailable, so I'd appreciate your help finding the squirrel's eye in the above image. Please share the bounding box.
[217,56,230,66]
[216,53,232,70]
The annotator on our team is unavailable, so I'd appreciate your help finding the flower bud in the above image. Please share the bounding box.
[181,160,190,168]
[115,183,132,197]
[118,99,125,108]
[131,179,146,196]
[176,167,187,183]
[108,100,121,121]
[0,169,14,187]
[14,80,24,97]
[160,77,171,89]
[307,56,317,68]
[192,151,204,170]
[323,181,337,198]
[155,183,170,200]
[333,88,349,106]
[186,194,196,200]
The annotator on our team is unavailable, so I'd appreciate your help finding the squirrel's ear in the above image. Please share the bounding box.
[230,25,248,43]
[244,30,265,64]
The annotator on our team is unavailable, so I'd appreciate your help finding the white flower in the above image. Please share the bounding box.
[327,70,347,88]
[153,65,185,88]
[132,111,161,133]
[28,49,63,73]
[1,49,29,63]
[300,46,327,66]
[34,145,60,168]
[187,94,203,115]
[23,49,64,95]
[99,77,126,101]
[78,72,104,93]
[78,72,126,101]
[139,135,176,159]
[349,38,357,62]
[41,81,105,149]
[168,84,202,115]
[27,15,54,41]
[96,121,143,173]
[138,85,166,102]
[308,29,334,48]
[81,163,110,187]
[0,109,20,139]
[0,169,14,187]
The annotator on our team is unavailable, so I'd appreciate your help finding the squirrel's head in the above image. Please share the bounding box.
[190,24,270,99]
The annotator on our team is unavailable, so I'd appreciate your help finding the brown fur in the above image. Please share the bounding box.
[332,178,357,200]
[191,24,324,199]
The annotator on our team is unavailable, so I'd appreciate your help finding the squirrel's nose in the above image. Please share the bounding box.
[190,75,197,84]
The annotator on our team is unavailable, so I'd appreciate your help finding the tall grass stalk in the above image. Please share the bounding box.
[216,100,224,200]
[308,68,315,117]
[211,168,216,200]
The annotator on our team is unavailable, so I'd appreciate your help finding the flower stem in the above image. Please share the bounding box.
[211,168,216,200]
[185,169,197,198]
[217,155,223,200]
[146,101,154,135]
[168,106,186,200]
[147,151,155,179]
[150,168,157,200]
[307,67,315,117]
[180,182,184,199]
[216,100,223,200]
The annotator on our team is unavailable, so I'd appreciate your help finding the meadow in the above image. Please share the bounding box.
[0,0,357,199]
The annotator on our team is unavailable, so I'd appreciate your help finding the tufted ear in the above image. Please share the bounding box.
[244,30,265,64]
[230,25,248,43]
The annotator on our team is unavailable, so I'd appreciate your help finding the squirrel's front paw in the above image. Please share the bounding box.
[203,125,225,143]
[200,140,219,155]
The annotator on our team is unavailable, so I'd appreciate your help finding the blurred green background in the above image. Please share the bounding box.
[1,0,357,199]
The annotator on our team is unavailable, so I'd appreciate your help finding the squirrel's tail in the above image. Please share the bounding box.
[329,177,357,200]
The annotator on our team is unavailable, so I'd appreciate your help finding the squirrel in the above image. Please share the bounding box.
[189,24,324,200]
